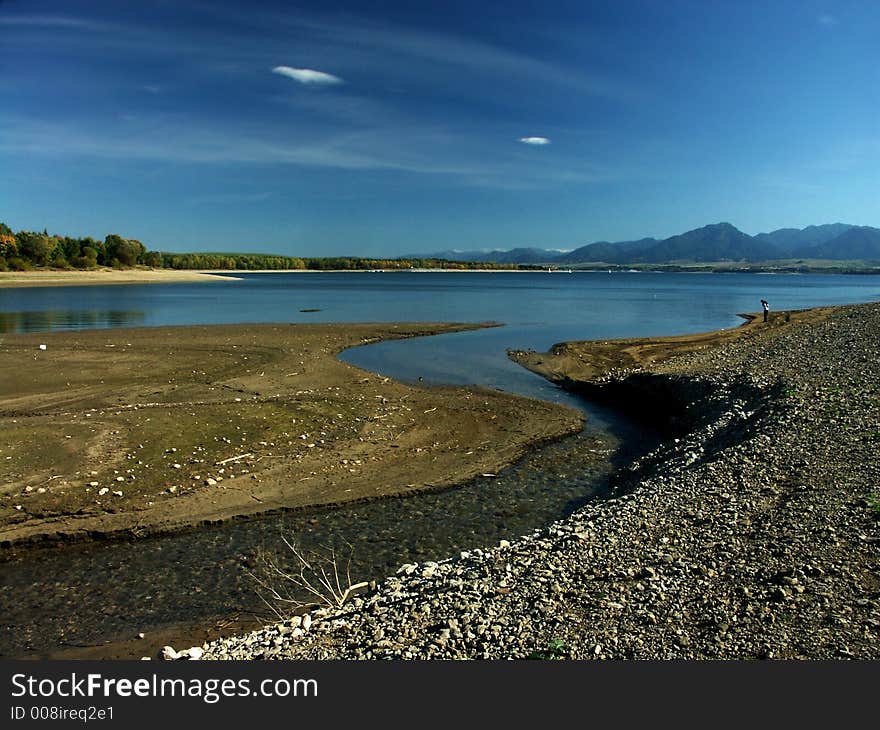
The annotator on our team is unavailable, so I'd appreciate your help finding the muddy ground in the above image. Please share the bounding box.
[0,322,582,546]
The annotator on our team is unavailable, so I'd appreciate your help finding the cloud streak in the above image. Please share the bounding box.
[519,137,550,145]
[0,14,115,31]
[0,114,610,191]
[272,66,343,85]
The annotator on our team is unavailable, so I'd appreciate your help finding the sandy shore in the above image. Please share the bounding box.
[194,303,880,660]
[0,269,545,288]
[0,269,238,288]
[0,322,582,546]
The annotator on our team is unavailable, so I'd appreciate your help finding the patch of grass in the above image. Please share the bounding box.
[528,638,570,660]
[867,494,880,518]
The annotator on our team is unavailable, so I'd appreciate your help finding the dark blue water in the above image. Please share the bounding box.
[2,271,878,408]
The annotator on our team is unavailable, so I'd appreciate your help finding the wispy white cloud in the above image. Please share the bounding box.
[0,5,625,192]
[0,113,611,191]
[0,7,639,104]
[519,137,551,145]
[818,14,838,26]
[272,66,343,85]
[0,14,118,32]
[284,15,639,103]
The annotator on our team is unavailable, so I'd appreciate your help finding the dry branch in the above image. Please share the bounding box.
[246,534,367,620]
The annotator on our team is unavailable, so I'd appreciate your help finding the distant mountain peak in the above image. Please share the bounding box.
[405,222,879,265]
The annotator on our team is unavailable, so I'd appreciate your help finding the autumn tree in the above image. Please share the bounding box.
[0,232,17,259]
[104,234,146,267]
[16,231,51,266]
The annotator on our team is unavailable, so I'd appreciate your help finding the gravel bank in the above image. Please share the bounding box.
[193,302,880,660]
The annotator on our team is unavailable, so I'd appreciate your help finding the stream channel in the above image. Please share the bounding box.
[1,327,659,658]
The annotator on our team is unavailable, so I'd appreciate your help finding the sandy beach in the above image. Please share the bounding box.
[0,322,582,546]
[0,269,238,288]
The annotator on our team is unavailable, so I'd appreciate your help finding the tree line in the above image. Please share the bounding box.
[0,223,533,272]
[0,223,156,271]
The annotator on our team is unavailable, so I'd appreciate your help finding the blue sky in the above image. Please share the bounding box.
[1,0,878,256]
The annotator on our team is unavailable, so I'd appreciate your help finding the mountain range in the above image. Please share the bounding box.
[406,223,880,265]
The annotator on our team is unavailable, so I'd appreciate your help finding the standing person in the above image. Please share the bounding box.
[761,299,769,323]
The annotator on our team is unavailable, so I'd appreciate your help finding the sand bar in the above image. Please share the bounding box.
[0,268,238,288]
[0,322,582,546]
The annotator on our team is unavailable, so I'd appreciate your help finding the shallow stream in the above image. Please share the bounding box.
[0,388,654,658]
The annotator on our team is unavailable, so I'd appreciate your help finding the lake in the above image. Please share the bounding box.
[2,271,879,408]
[1,271,879,657]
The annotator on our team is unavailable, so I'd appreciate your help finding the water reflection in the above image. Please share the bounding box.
[0,310,145,333]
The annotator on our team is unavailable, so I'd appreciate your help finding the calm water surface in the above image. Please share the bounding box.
[3,271,879,402]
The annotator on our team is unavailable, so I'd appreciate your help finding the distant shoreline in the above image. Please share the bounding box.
[0,268,239,288]
[0,269,544,287]
[3,265,879,290]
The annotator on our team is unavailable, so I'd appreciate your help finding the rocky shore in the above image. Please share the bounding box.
[192,302,880,660]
